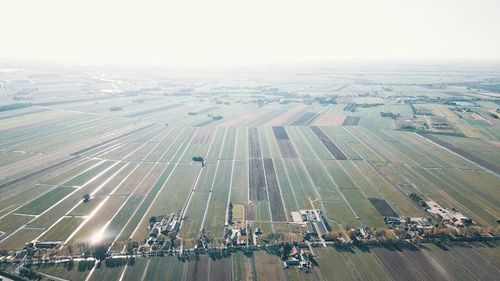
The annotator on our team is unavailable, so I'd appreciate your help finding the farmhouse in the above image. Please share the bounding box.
[225,224,247,246]
[307,222,317,237]
[314,221,328,237]
[356,228,371,240]
[147,212,181,245]
[26,241,61,249]
[297,209,330,239]
[283,247,312,269]
[425,200,473,227]
[384,216,433,228]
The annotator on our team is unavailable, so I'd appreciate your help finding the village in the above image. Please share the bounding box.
[3,190,496,278]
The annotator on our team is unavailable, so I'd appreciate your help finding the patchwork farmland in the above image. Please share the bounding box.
[0,65,499,280]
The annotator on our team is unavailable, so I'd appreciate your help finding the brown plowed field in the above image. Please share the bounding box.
[244,203,256,221]
[401,244,453,281]
[372,247,422,281]
[210,258,231,281]
[446,243,500,281]
[186,255,209,281]
[311,126,348,160]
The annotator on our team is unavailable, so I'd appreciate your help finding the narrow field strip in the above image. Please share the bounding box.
[310,126,348,160]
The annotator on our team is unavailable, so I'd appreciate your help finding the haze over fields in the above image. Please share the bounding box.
[1,0,500,64]
[1,1,500,281]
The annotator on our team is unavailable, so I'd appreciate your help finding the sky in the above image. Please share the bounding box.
[1,0,500,65]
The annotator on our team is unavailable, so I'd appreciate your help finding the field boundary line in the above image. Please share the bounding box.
[342,127,386,162]
[364,128,423,167]
[258,127,275,232]
[108,127,188,248]
[0,159,115,244]
[277,158,300,210]
[129,127,199,239]
[308,127,361,219]
[140,259,151,281]
[395,249,427,281]
[225,127,238,226]
[82,128,185,280]
[40,128,170,245]
[0,124,159,204]
[354,127,400,163]
[200,128,228,232]
[419,167,495,226]
[31,161,125,242]
[417,133,499,177]
[117,263,128,281]
[245,127,250,204]
[0,123,156,186]
[61,163,131,244]
[292,128,333,221]
[291,127,356,220]
[180,126,219,223]
[0,115,103,147]
[0,160,106,221]
[350,161,404,215]
[263,127,290,223]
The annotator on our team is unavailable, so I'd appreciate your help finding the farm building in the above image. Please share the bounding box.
[425,201,473,226]
[33,241,61,249]
[225,224,247,246]
[307,222,317,236]
[283,247,312,269]
[147,212,181,245]
[314,221,328,237]
[296,209,330,238]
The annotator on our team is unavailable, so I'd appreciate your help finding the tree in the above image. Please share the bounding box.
[92,244,108,261]
[149,216,157,226]
[83,193,91,203]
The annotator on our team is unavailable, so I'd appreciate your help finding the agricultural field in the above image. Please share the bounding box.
[0,64,499,280]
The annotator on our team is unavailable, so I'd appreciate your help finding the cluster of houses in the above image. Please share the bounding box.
[283,246,312,269]
[384,216,434,239]
[147,212,181,245]
[225,223,248,246]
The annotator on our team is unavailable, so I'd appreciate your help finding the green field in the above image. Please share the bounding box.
[1,64,498,281]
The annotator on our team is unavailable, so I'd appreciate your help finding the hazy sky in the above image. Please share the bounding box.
[1,0,499,64]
